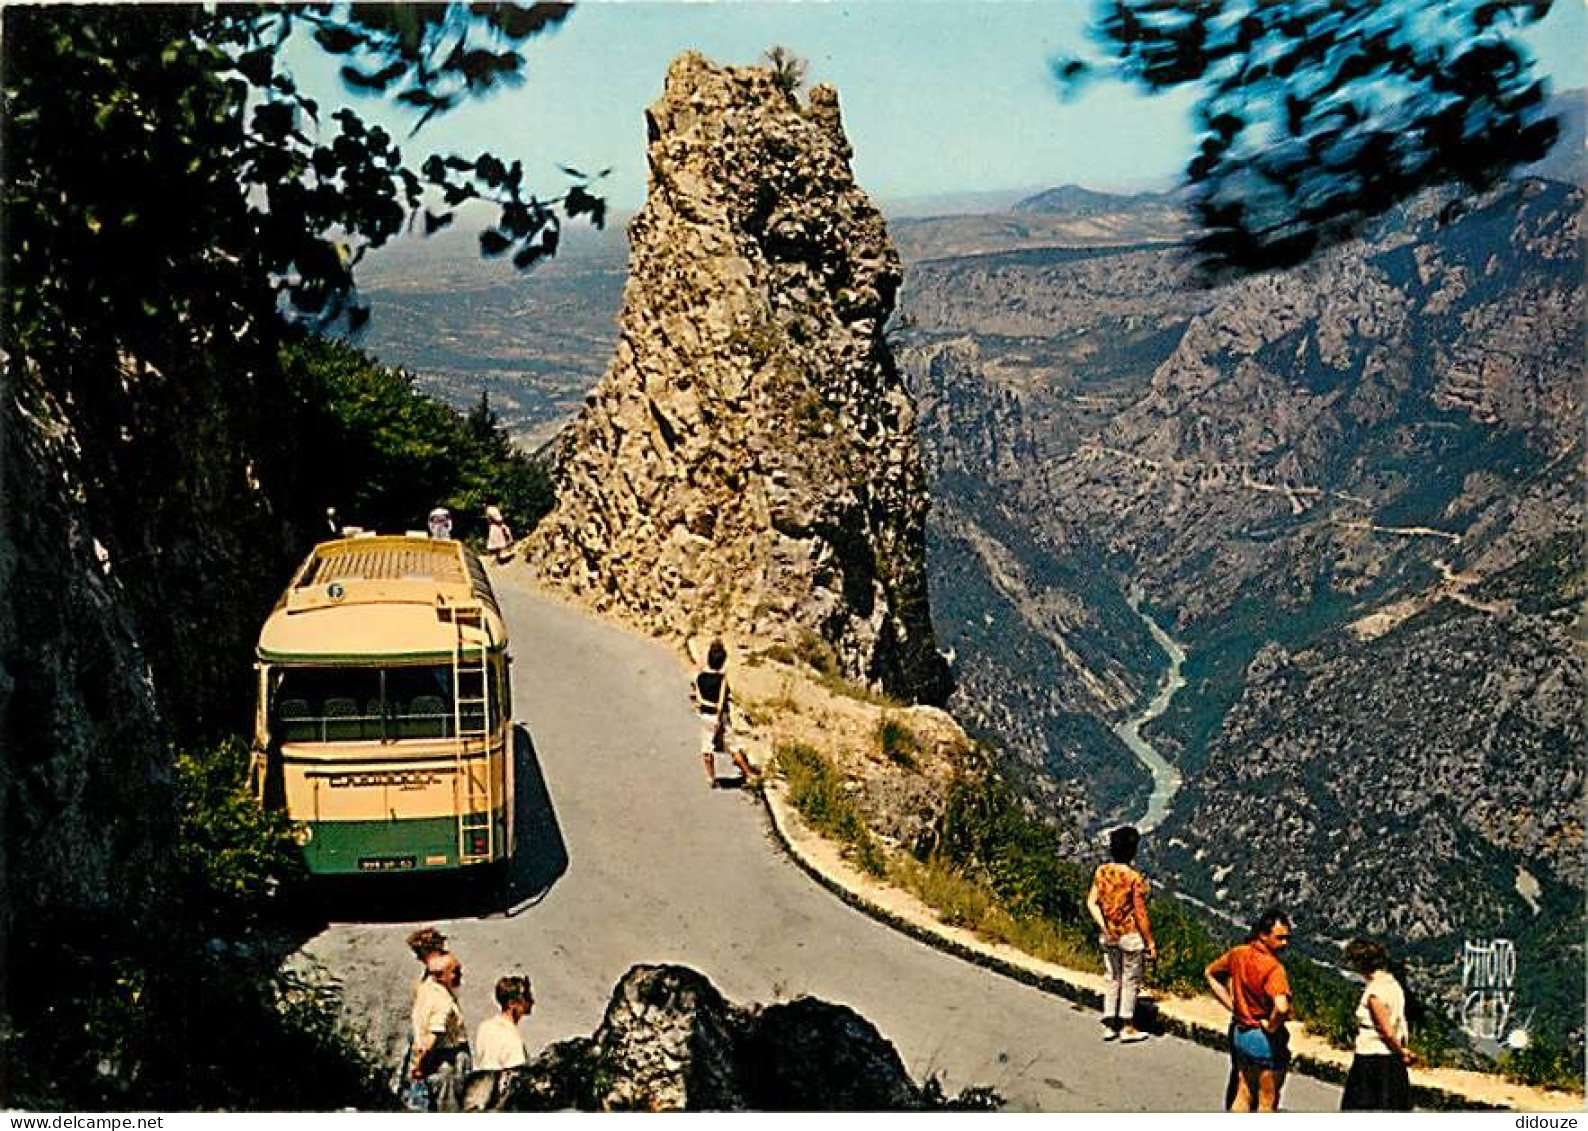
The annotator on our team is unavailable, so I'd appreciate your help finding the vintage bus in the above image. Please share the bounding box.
[251,534,514,875]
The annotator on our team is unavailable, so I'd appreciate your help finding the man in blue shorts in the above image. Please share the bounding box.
[1206,909,1293,1112]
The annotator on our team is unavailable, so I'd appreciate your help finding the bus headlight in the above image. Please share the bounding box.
[293,824,314,846]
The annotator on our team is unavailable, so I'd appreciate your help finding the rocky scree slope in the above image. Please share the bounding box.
[526,52,948,704]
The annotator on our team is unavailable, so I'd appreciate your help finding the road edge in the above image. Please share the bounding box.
[755,779,1580,1114]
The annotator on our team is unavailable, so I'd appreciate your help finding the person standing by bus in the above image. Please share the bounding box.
[1086,825,1157,1043]
[428,506,453,540]
[693,638,754,787]
[411,951,471,1112]
[1206,909,1294,1112]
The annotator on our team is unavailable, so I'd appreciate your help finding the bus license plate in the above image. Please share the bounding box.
[358,856,416,872]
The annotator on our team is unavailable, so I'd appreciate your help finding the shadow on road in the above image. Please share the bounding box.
[294,724,569,924]
[497,723,570,913]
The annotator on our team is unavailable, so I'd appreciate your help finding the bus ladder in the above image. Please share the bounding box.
[447,601,495,865]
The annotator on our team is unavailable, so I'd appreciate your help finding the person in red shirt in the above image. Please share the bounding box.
[1206,909,1293,1112]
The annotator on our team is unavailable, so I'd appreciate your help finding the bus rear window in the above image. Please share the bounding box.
[274,666,460,742]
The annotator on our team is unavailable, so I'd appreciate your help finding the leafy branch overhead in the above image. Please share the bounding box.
[2,3,604,358]
[1055,0,1559,274]
[223,3,604,325]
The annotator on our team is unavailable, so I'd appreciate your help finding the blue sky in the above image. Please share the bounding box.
[292,1,1587,211]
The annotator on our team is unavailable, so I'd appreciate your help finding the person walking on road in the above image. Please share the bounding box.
[485,505,515,564]
[692,637,753,787]
[1086,825,1157,1043]
[1206,909,1293,1112]
[398,927,449,1102]
[411,951,471,1112]
[1341,939,1415,1111]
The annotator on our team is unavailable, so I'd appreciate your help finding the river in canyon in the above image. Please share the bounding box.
[1112,593,1187,832]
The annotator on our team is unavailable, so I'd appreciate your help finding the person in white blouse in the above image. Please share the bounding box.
[1341,938,1415,1110]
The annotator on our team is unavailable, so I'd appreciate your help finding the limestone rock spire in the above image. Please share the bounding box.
[529,51,948,704]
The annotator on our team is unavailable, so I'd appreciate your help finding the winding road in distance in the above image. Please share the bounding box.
[305,573,1340,1112]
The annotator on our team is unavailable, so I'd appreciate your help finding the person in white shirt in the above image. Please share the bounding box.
[411,952,470,1111]
[1341,938,1415,1111]
[397,927,449,1105]
[464,975,534,1111]
[475,975,532,1070]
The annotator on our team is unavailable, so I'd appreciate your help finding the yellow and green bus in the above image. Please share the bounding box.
[251,535,514,875]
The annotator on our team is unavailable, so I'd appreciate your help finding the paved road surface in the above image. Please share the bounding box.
[305,576,1341,1111]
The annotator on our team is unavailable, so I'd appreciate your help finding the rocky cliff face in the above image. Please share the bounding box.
[3,337,305,932]
[527,53,948,703]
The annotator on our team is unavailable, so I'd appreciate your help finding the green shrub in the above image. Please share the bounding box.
[1500,1030,1585,1092]
[776,742,886,876]
[173,736,303,927]
[1285,952,1360,1049]
[793,629,839,676]
[875,714,921,769]
[934,777,1090,926]
[1144,896,1222,997]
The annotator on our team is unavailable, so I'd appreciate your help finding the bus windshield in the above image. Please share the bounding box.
[273,664,483,742]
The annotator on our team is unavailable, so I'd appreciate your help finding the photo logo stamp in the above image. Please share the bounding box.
[1461,937,1528,1047]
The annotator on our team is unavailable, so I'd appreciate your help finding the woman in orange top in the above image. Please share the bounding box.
[1086,825,1157,1043]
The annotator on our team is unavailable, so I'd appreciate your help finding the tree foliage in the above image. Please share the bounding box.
[762,45,809,97]
[2,2,602,365]
[1056,0,1560,273]
[284,336,555,541]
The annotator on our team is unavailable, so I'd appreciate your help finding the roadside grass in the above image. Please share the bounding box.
[888,854,1098,972]
[774,742,887,876]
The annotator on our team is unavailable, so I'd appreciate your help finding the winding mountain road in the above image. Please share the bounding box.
[305,573,1340,1111]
